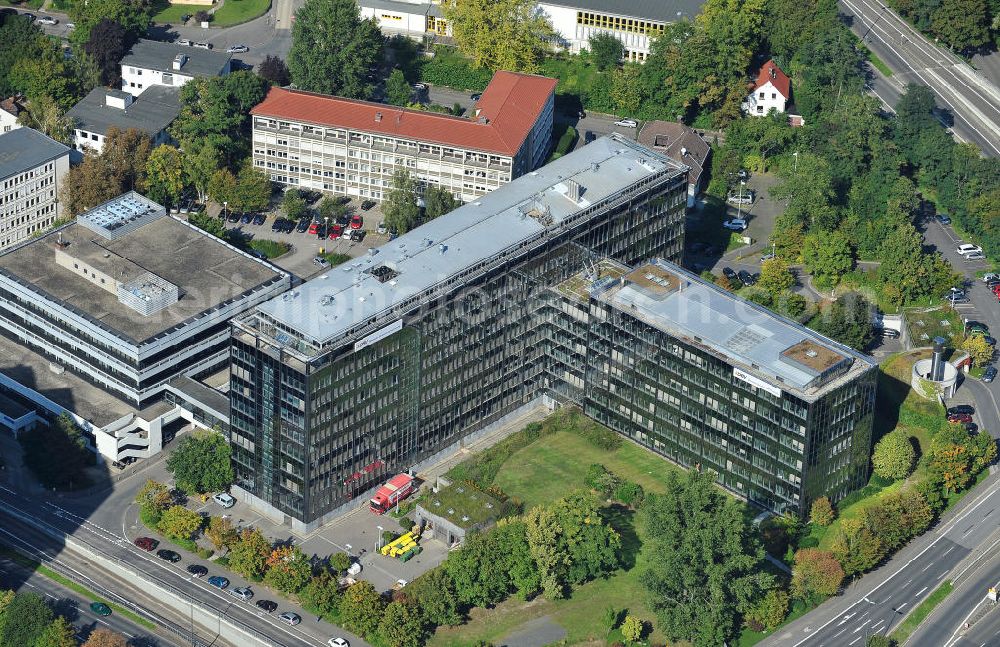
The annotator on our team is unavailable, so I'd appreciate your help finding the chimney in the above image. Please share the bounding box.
[769,66,776,79]
[173,53,187,71]
[565,179,582,202]
[375,112,382,122]
[105,91,134,110]
[930,336,946,381]
[680,146,688,156]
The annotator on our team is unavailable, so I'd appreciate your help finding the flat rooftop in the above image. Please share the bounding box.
[418,483,500,530]
[0,127,70,180]
[67,85,181,137]
[0,212,286,345]
[540,0,704,23]
[246,135,685,351]
[121,39,232,77]
[590,259,876,396]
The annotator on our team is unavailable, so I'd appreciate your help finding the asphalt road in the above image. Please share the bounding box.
[838,0,1000,157]
[0,551,162,646]
[0,486,367,647]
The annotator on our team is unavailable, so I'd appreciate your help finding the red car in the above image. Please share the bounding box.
[329,224,344,239]
[134,537,158,551]
[307,222,319,235]
[350,215,363,230]
[948,413,973,424]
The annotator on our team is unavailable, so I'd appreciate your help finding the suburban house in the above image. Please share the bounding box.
[637,120,711,208]
[67,86,181,154]
[0,96,24,133]
[743,59,790,115]
[119,39,232,97]
[0,127,70,250]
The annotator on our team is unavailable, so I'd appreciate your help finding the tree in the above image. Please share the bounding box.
[158,505,203,541]
[329,551,352,573]
[170,72,269,165]
[744,589,789,632]
[866,635,895,647]
[791,548,844,600]
[872,432,916,480]
[446,519,537,606]
[0,15,45,97]
[802,230,853,288]
[621,615,644,642]
[282,189,308,220]
[228,528,272,580]
[258,55,290,86]
[16,95,73,143]
[165,429,234,494]
[382,169,420,234]
[407,568,462,627]
[208,168,238,207]
[386,69,411,107]
[145,145,186,208]
[931,0,991,51]
[443,0,554,73]
[288,0,383,98]
[609,63,643,116]
[34,616,76,647]
[0,592,52,647]
[588,32,624,70]
[185,140,224,203]
[206,515,238,551]
[62,127,153,215]
[135,479,172,512]
[640,471,774,647]
[264,545,313,594]
[318,196,348,222]
[19,413,91,490]
[423,184,458,220]
[83,18,128,85]
[7,37,79,110]
[829,518,884,576]
[377,601,428,647]
[69,0,151,48]
[810,496,835,527]
[81,627,128,647]
[339,581,386,637]
[233,163,272,213]
[301,571,342,619]
[810,293,876,351]
[963,334,995,368]
[758,257,794,296]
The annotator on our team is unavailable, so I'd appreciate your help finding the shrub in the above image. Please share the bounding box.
[139,505,162,528]
[248,239,291,259]
[612,480,644,507]
[198,547,214,559]
[194,10,210,22]
[810,496,835,526]
[872,432,916,480]
[421,46,492,90]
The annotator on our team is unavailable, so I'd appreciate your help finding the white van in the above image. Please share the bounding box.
[957,244,982,256]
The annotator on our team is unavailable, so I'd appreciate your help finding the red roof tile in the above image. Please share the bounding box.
[251,70,556,157]
[751,59,790,99]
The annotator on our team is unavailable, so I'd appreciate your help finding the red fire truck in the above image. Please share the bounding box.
[369,474,415,514]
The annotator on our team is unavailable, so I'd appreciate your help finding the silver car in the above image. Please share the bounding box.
[230,587,253,602]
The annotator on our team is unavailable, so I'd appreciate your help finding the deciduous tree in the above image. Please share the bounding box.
[233,163,272,213]
[963,334,995,368]
[407,568,462,627]
[145,145,186,208]
[301,571,342,619]
[282,189,307,220]
[0,592,52,647]
[135,479,172,512]
[339,581,386,637]
[170,72,268,165]
[744,589,789,632]
[264,545,313,594]
[931,0,991,51]
[443,0,554,73]
[207,168,238,207]
[288,0,383,98]
[872,432,916,480]
[376,601,428,647]
[82,627,128,647]
[206,515,238,551]
[758,257,794,296]
[621,615,644,642]
[386,68,411,107]
[69,0,151,48]
[258,55,290,86]
[609,63,642,116]
[829,518,884,576]
[165,429,234,494]
[382,169,420,235]
[810,293,875,351]
[158,505,203,541]
[791,548,844,600]
[16,95,74,144]
[809,496,835,527]
[83,18,129,85]
[228,528,272,580]
[588,32,624,70]
[423,184,458,220]
[329,551,352,573]
[34,616,77,647]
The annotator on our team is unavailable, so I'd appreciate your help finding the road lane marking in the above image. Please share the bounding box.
[984,508,994,518]
[939,570,948,579]
[853,619,872,633]
[915,586,929,597]
[964,523,977,535]
[896,602,908,612]
[944,546,955,555]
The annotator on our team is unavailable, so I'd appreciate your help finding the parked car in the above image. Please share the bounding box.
[252,213,266,226]
[329,224,344,239]
[347,562,362,576]
[213,492,235,508]
[208,576,229,590]
[985,336,997,346]
[230,587,254,602]
[279,611,301,625]
[966,422,979,434]
[965,252,986,261]
[297,217,311,233]
[227,44,249,53]
[723,219,748,231]
[738,270,755,286]
[986,279,1000,289]
[613,119,638,128]
[350,215,363,229]
[737,169,750,181]
[361,200,376,211]
[21,13,35,21]
[336,214,350,228]
[240,212,253,225]
[313,256,330,269]
[37,15,57,25]
[727,191,754,205]
[412,83,427,92]
[350,229,365,242]
[134,537,158,551]
[187,564,208,577]
[177,38,192,46]
[329,639,350,647]
[944,287,966,300]
[936,214,952,224]
[760,251,776,262]
[376,221,387,234]
[722,267,738,282]
[983,273,1000,283]
[948,405,975,416]
[308,221,320,235]
[585,130,597,144]
[157,549,181,563]
[90,602,112,616]
[316,224,328,238]
[66,22,75,29]
[957,244,983,256]
[880,328,901,339]
[256,600,278,613]
[281,218,296,233]
[968,321,989,333]
[984,366,997,382]
[227,210,241,224]
[194,42,212,50]
[470,92,482,101]
[948,413,973,424]
[301,190,322,204]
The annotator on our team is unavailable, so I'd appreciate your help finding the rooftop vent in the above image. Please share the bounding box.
[105,91,134,110]
[590,162,600,172]
[461,515,469,522]
[681,147,688,156]
[367,264,400,283]
[456,487,464,493]
[172,53,187,71]
[476,116,488,125]
[447,508,454,515]
[438,244,446,254]
[805,349,818,358]
[769,66,776,79]
[375,112,382,122]
[565,178,583,203]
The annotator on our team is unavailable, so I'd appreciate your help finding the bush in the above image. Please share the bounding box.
[612,480,644,507]
[194,10,210,22]
[421,46,492,90]
[248,238,291,259]
[139,505,162,528]
[198,547,214,559]
[174,537,199,553]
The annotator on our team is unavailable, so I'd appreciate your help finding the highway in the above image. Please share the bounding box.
[838,0,1000,156]
[0,485,367,647]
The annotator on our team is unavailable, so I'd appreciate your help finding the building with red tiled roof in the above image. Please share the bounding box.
[742,59,790,116]
[250,70,556,203]
[0,95,25,133]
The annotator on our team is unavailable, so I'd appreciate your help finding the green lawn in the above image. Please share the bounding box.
[151,2,193,24]
[865,47,893,77]
[211,0,270,27]
[430,426,686,646]
[891,581,952,644]
[905,306,965,348]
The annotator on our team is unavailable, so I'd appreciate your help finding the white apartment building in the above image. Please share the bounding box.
[0,127,70,250]
[0,97,23,133]
[359,0,449,36]
[67,87,181,154]
[250,70,556,203]
[119,39,232,97]
[743,59,790,116]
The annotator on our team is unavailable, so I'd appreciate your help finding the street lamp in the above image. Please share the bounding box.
[376,525,383,552]
[737,180,746,220]
[223,200,228,220]
[792,151,799,172]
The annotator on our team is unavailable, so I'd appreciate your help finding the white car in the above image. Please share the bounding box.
[37,15,58,25]
[227,44,249,53]
[346,562,362,576]
[957,244,982,256]
[723,219,748,231]
[194,42,212,50]
[965,252,986,261]
[614,119,638,128]
[66,22,75,29]
[412,83,427,91]
[177,38,192,46]
[213,492,236,508]
[727,191,755,205]
[983,273,1000,283]
[328,639,350,647]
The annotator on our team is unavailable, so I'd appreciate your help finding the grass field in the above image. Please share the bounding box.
[429,428,683,646]
[211,0,270,27]
[865,48,894,77]
[891,580,952,643]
